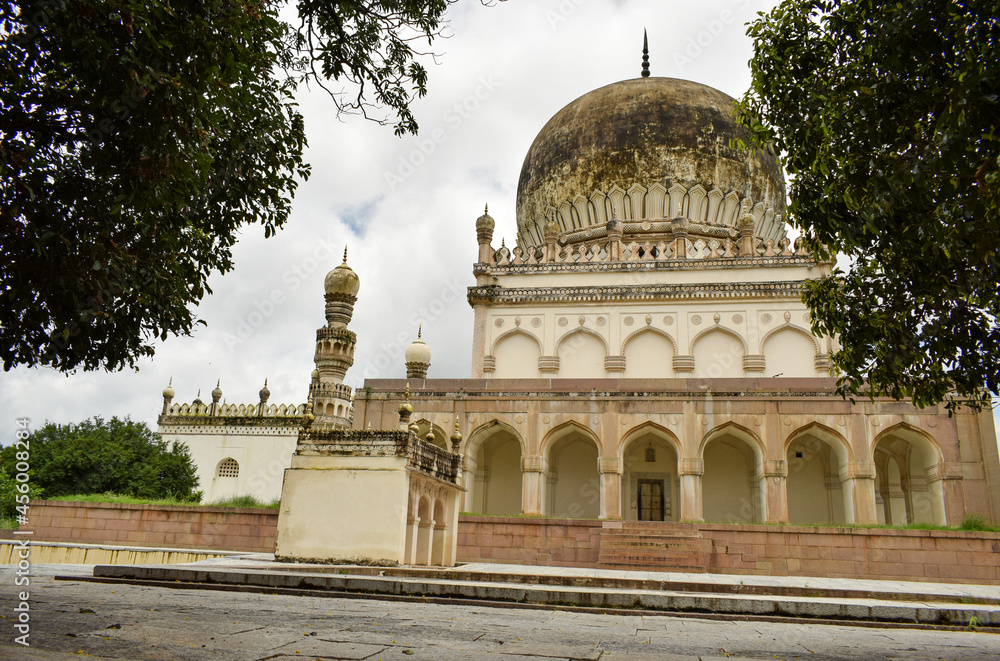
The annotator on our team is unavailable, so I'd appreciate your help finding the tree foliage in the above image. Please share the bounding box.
[0,0,476,372]
[0,416,200,501]
[740,0,1000,410]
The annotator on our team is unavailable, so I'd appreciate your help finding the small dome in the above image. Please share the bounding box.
[405,329,432,365]
[476,205,495,231]
[543,218,561,236]
[259,379,270,401]
[162,379,175,399]
[311,368,320,380]
[211,381,222,402]
[324,248,360,298]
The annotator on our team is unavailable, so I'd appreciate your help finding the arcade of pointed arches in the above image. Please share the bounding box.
[462,418,951,526]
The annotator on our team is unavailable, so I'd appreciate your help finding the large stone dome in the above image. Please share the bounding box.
[515,77,786,248]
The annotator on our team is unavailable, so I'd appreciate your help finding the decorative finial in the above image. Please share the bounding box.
[641,29,650,78]
[405,383,410,402]
[342,246,348,263]
[216,379,220,388]
[418,324,422,339]
[484,203,488,214]
[264,378,268,387]
[197,389,201,398]
[168,377,173,387]
[501,237,506,248]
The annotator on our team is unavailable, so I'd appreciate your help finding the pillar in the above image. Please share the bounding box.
[521,455,546,515]
[844,461,878,524]
[599,458,622,520]
[679,458,704,521]
[406,516,420,565]
[763,460,789,523]
[417,519,434,566]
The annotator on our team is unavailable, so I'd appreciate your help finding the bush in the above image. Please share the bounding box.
[0,417,199,502]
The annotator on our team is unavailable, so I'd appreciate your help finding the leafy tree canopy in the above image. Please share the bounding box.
[0,416,200,501]
[740,0,1000,410]
[1,0,487,372]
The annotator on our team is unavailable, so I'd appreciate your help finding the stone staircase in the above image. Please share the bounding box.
[597,521,714,572]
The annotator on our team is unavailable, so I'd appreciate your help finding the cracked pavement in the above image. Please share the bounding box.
[1,565,998,660]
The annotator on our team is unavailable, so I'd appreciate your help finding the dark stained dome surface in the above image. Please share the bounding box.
[515,77,786,245]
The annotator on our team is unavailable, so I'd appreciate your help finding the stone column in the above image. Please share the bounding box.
[843,461,878,524]
[406,516,420,565]
[599,458,623,520]
[927,462,964,525]
[521,456,546,515]
[679,458,704,521]
[417,519,434,566]
[763,459,789,523]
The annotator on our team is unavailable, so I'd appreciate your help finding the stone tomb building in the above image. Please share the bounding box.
[160,74,1000,566]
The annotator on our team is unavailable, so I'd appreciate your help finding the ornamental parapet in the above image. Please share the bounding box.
[295,429,460,485]
[310,382,353,400]
[467,281,807,306]
[162,402,306,419]
[317,327,357,343]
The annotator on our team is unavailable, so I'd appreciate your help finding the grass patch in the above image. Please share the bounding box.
[47,493,196,507]
[208,495,280,509]
[0,516,16,530]
[42,493,280,509]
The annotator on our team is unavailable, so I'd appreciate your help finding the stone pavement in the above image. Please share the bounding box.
[84,553,1000,627]
[2,564,999,660]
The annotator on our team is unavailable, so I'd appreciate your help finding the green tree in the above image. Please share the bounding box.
[0,416,200,501]
[0,0,485,372]
[739,0,1000,410]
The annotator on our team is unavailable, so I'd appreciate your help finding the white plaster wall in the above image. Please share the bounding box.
[702,441,754,523]
[623,331,675,378]
[692,330,745,378]
[557,332,606,378]
[549,437,600,519]
[786,443,836,524]
[764,328,818,377]
[472,436,522,515]
[493,332,541,378]
[158,426,297,503]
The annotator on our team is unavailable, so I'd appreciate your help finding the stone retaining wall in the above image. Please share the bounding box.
[20,503,1000,584]
[457,517,603,567]
[26,500,277,552]
[458,517,1000,585]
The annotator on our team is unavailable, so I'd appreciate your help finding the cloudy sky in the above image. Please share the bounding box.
[4,0,996,442]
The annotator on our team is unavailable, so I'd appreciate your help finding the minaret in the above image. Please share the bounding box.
[312,247,360,426]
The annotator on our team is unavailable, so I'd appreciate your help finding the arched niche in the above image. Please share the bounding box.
[619,422,681,521]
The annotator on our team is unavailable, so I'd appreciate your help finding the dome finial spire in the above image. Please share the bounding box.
[342,246,348,263]
[418,324,422,339]
[641,29,650,78]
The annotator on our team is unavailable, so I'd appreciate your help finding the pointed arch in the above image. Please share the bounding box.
[466,419,525,459]
[689,325,748,355]
[760,323,821,354]
[871,422,943,464]
[491,328,542,357]
[785,421,852,466]
[700,421,764,462]
[540,419,601,459]
[618,421,681,461]
[620,326,677,355]
[555,326,609,354]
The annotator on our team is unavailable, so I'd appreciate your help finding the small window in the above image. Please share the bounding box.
[217,458,239,478]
